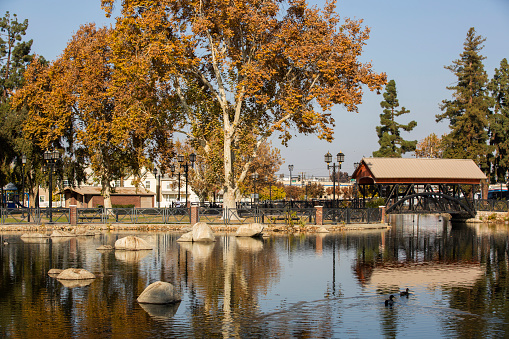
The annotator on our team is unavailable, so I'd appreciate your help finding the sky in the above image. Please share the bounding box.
[2,0,509,179]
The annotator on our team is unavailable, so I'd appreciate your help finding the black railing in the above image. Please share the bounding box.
[1,206,381,225]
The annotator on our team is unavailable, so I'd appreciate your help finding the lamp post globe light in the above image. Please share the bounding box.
[288,164,294,186]
[324,151,345,209]
[169,163,181,205]
[43,149,61,223]
[178,153,196,207]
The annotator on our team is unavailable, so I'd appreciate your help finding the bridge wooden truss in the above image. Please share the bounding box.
[370,183,476,219]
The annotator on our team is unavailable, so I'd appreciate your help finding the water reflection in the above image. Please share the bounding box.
[1,216,509,337]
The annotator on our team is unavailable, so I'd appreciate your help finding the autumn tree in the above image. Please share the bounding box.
[488,58,509,183]
[102,0,386,211]
[436,27,493,174]
[14,24,172,208]
[415,133,444,158]
[373,79,417,157]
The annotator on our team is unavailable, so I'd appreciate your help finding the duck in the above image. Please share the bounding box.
[400,288,410,297]
[385,295,395,307]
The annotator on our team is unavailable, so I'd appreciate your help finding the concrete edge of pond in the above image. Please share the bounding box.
[0,222,391,233]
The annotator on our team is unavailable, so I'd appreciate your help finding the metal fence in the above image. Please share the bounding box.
[474,199,509,212]
[1,206,381,225]
[323,208,382,225]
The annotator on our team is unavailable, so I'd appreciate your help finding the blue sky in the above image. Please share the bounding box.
[2,0,509,178]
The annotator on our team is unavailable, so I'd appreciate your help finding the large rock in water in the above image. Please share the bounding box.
[137,281,181,304]
[56,268,96,280]
[115,236,152,250]
[235,223,264,237]
[177,222,215,242]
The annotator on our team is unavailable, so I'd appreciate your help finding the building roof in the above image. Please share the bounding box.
[62,186,154,196]
[352,158,487,184]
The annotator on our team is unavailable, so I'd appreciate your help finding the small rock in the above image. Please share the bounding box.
[316,226,330,233]
[48,268,63,277]
[50,230,76,237]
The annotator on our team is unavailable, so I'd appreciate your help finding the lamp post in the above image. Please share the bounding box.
[251,172,259,205]
[306,181,311,201]
[324,151,344,208]
[21,154,26,207]
[43,149,60,223]
[152,167,161,208]
[288,164,294,186]
[169,163,181,205]
[178,153,196,207]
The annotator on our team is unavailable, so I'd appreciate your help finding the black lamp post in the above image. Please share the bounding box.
[288,164,294,186]
[152,167,161,208]
[178,153,196,207]
[169,163,181,204]
[324,151,344,208]
[21,154,26,207]
[251,172,259,205]
[44,149,60,223]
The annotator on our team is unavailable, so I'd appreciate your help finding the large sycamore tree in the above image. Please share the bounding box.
[102,0,386,209]
[14,24,172,208]
[436,27,493,174]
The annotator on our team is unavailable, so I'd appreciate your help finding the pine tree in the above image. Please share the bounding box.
[436,27,493,174]
[373,79,417,157]
[488,58,509,183]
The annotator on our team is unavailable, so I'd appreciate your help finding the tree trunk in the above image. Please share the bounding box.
[102,183,113,209]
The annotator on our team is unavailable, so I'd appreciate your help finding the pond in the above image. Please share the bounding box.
[1,215,509,338]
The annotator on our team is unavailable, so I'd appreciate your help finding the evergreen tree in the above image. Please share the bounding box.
[488,58,509,183]
[0,12,37,192]
[436,27,493,174]
[373,79,417,157]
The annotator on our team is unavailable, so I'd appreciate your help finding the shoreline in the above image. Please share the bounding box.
[0,222,391,233]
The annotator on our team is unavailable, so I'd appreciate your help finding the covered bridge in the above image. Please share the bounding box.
[351,158,487,218]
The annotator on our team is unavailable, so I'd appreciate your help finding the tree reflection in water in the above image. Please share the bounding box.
[2,218,509,337]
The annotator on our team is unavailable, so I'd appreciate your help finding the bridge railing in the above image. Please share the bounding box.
[474,199,509,212]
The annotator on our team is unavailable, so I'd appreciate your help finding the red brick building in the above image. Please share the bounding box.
[62,187,155,208]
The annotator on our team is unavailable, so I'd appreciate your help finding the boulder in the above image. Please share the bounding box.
[115,236,153,251]
[137,281,181,304]
[177,222,215,242]
[56,268,96,280]
[50,230,75,237]
[191,222,215,242]
[235,223,264,237]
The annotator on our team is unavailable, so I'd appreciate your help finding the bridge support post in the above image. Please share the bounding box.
[379,205,386,223]
[315,206,323,225]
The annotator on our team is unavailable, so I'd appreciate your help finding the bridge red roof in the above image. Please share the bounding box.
[352,158,487,185]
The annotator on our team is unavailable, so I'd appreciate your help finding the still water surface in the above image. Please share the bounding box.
[1,215,509,338]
